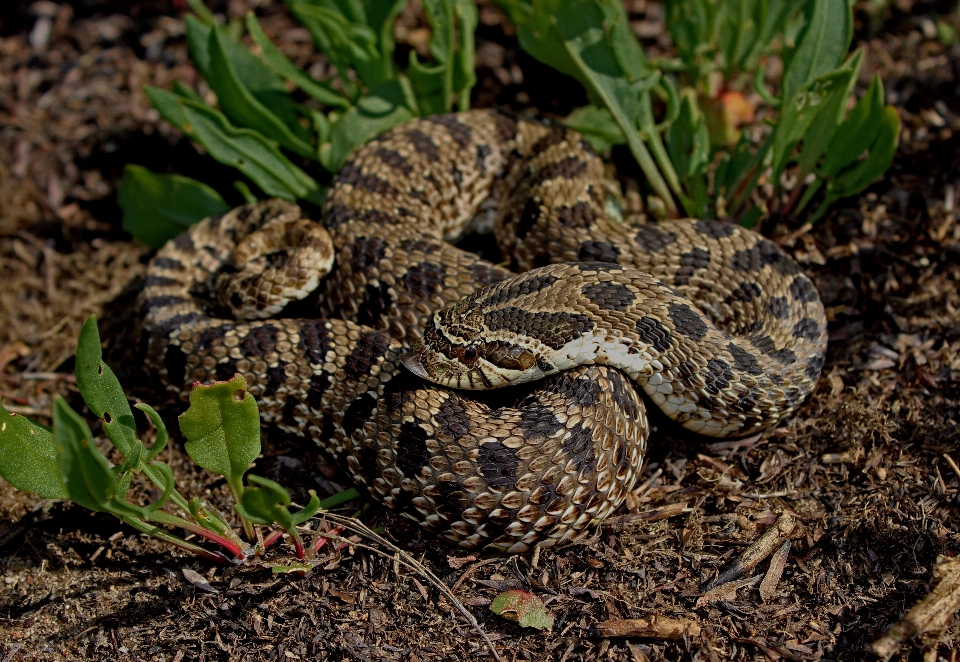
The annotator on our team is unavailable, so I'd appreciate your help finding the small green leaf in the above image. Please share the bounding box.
[490,590,554,631]
[179,374,261,501]
[133,403,169,461]
[118,165,229,248]
[75,315,138,456]
[320,79,416,172]
[667,92,710,182]
[235,474,294,528]
[0,400,66,499]
[564,105,625,153]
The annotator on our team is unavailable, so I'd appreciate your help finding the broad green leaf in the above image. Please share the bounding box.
[75,315,137,456]
[565,104,625,153]
[118,165,229,248]
[781,0,853,102]
[795,50,863,177]
[490,590,554,631]
[179,374,261,500]
[819,75,885,177]
[0,400,65,499]
[320,78,416,171]
[204,24,316,159]
[667,93,710,181]
[245,12,351,110]
[53,396,120,513]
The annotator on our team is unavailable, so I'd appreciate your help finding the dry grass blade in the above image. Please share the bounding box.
[312,512,502,661]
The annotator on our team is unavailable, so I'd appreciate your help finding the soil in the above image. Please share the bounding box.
[1,0,959,660]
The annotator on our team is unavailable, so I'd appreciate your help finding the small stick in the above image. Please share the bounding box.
[700,511,796,592]
[942,453,960,481]
[592,616,701,640]
[872,556,960,660]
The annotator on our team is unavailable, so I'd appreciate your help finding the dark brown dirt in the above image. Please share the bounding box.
[1,1,959,660]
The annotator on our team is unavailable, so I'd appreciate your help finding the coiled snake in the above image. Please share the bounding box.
[141,110,827,553]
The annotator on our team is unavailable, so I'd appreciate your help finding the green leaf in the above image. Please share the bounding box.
[490,590,554,631]
[180,99,320,200]
[235,474,319,528]
[0,400,66,499]
[565,104,625,153]
[452,0,478,109]
[667,92,710,182]
[134,403,169,461]
[795,50,863,177]
[179,373,261,501]
[781,0,853,102]
[813,105,900,218]
[75,315,137,457]
[118,165,229,248]
[245,12,351,110]
[287,2,390,92]
[819,74,885,177]
[54,396,133,516]
[204,23,317,159]
[320,78,416,171]
[771,67,854,179]
[500,0,678,215]
[146,86,319,200]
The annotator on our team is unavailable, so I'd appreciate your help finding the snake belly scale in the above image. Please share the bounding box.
[141,110,828,553]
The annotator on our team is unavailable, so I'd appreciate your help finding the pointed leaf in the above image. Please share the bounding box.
[819,75,885,177]
[75,315,137,456]
[205,24,316,158]
[245,12,350,109]
[781,0,853,102]
[53,396,125,514]
[179,374,261,500]
[0,400,65,499]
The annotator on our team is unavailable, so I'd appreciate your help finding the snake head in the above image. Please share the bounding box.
[401,308,549,390]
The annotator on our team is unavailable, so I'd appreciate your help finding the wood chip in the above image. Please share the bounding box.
[592,615,701,640]
[872,556,960,660]
[701,512,796,592]
[759,540,791,602]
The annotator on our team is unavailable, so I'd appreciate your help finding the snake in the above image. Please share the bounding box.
[140,110,828,553]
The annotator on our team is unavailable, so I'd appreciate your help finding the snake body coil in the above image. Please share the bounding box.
[141,110,827,553]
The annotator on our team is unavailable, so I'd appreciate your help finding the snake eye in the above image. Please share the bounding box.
[462,345,478,361]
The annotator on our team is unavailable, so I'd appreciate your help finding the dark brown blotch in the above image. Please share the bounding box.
[674,247,711,286]
[481,272,558,306]
[477,439,519,489]
[695,218,737,239]
[373,147,413,176]
[555,201,599,229]
[727,343,763,376]
[789,275,819,303]
[580,281,635,311]
[634,225,678,252]
[578,241,621,263]
[668,303,709,340]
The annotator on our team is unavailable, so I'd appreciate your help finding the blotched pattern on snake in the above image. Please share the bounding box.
[140,110,827,553]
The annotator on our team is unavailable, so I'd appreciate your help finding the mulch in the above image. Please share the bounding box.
[0,1,958,660]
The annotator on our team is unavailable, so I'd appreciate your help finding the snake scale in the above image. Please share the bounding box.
[140,110,828,553]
